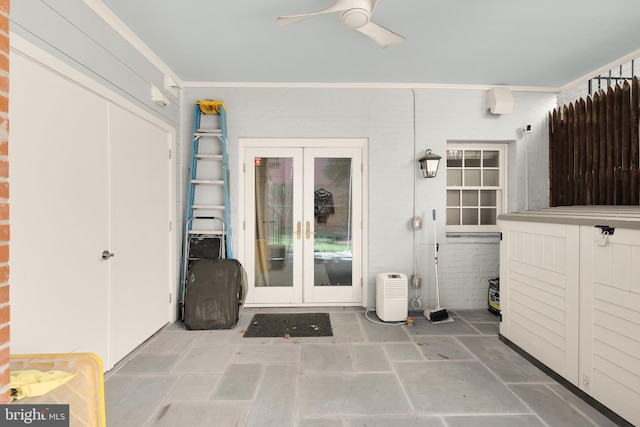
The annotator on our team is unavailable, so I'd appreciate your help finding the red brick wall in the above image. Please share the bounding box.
[0,0,9,404]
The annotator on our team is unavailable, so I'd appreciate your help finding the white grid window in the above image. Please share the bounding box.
[446,144,507,233]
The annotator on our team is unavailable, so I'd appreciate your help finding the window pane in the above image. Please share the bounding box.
[447,169,462,186]
[480,208,496,225]
[483,150,499,167]
[462,208,478,225]
[483,170,499,186]
[464,169,481,186]
[480,190,496,206]
[447,150,463,167]
[447,190,460,207]
[461,190,478,206]
[447,208,460,225]
[464,150,481,167]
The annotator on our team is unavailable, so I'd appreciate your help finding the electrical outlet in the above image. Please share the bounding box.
[412,217,422,230]
[582,373,590,390]
[411,275,422,289]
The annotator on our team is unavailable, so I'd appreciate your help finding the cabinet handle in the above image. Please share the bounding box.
[296,221,301,240]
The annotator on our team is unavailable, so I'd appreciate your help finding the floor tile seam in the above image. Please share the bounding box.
[414,410,543,417]
[466,322,486,335]
[388,353,419,417]
[409,333,482,338]
[408,333,485,338]
[542,382,611,427]
[140,375,185,427]
[382,340,426,364]
[164,330,210,373]
[391,359,483,368]
[502,380,558,385]
[448,338,551,425]
[210,370,262,402]
[104,372,182,378]
[104,330,173,378]
[494,380,552,426]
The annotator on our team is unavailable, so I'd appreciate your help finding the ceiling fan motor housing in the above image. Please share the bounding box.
[341,8,370,29]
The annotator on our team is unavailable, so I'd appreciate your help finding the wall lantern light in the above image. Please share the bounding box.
[418,149,441,178]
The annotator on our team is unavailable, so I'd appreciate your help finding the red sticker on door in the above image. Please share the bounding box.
[254,157,262,166]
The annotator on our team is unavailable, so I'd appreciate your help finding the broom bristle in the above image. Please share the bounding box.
[429,308,449,323]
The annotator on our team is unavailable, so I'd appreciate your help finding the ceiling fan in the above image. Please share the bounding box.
[276,0,405,49]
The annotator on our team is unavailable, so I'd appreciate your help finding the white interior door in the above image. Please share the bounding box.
[242,141,363,306]
[108,104,172,365]
[9,52,111,361]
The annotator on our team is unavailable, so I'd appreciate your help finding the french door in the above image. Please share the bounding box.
[243,141,363,305]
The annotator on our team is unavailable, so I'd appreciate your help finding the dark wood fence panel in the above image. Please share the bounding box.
[549,77,640,206]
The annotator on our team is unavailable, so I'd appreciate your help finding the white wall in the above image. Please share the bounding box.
[10,0,180,127]
[182,87,557,309]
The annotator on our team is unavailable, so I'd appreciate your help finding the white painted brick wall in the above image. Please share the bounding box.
[182,87,557,309]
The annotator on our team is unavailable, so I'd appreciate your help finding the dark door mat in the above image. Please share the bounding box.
[243,313,333,338]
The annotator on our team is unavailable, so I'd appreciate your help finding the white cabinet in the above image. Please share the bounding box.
[10,42,174,370]
[499,207,640,427]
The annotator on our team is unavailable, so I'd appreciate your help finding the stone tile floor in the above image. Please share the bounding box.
[104,308,619,426]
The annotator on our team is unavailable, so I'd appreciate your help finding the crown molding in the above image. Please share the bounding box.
[183,81,559,92]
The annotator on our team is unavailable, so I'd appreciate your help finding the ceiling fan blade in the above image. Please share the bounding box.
[277,0,353,26]
[356,21,405,48]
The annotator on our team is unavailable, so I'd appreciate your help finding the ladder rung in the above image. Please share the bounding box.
[195,128,222,136]
[195,154,223,160]
[191,204,225,210]
[191,179,224,185]
[188,230,224,236]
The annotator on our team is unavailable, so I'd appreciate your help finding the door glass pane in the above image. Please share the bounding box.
[254,157,293,287]
[314,158,352,287]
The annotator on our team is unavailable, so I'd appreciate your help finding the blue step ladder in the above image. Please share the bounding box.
[179,100,232,317]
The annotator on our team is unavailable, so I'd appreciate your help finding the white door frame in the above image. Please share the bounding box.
[238,138,369,307]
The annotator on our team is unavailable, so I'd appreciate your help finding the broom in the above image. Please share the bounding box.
[424,209,450,323]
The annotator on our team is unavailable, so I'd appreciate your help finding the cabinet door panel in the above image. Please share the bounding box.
[9,52,110,361]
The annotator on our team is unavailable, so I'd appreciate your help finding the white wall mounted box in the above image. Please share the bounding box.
[498,206,640,427]
[486,87,514,114]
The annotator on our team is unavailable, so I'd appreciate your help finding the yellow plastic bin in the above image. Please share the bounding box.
[9,353,106,427]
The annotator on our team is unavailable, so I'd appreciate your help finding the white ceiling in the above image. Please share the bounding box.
[99,0,640,88]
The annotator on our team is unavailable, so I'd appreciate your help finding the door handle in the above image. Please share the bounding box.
[101,250,115,260]
[305,221,315,239]
[296,221,301,240]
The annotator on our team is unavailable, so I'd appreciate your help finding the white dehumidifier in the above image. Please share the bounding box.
[376,272,408,322]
